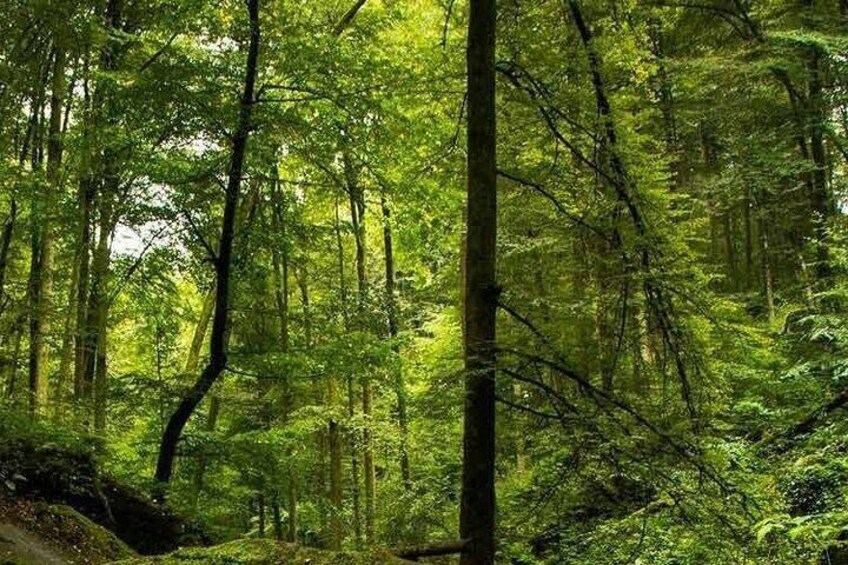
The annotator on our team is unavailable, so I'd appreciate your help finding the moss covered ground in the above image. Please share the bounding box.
[111,539,413,565]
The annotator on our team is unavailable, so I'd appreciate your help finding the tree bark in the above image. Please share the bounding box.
[271,492,284,540]
[55,232,80,416]
[459,0,498,562]
[742,186,754,290]
[332,0,368,36]
[257,492,266,537]
[345,158,375,545]
[381,196,411,490]
[4,314,26,403]
[29,48,67,413]
[85,190,114,433]
[155,0,261,489]
[327,197,346,550]
[185,290,215,375]
[760,217,776,324]
[36,47,66,414]
[189,395,219,506]
[73,108,95,402]
[807,48,831,280]
[347,375,363,549]
[0,199,17,315]
[396,539,471,561]
[270,174,297,543]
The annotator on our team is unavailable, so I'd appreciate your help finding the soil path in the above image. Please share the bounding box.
[0,522,67,565]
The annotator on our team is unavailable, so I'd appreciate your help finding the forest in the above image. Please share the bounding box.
[0,0,847,564]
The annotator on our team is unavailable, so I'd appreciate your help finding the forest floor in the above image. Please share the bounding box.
[0,415,420,565]
[0,493,418,565]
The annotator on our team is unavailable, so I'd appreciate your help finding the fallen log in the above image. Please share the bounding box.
[394,539,470,561]
[760,388,848,454]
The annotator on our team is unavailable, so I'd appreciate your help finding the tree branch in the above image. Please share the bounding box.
[333,0,368,36]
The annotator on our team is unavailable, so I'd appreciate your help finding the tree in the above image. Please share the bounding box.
[155,0,261,488]
[459,0,498,562]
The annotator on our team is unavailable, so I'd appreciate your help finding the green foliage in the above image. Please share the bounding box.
[0,0,847,563]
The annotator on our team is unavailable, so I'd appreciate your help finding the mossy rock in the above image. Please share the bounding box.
[0,496,134,564]
[111,539,413,565]
[0,426,207,555]
[29,503,134,561]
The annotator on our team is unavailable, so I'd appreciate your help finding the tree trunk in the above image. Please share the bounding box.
[742,186,754,290]
[84,191,114,433]
[190,395,220,506]
[270,174,297,543]
[760,218,776,324]
[345,160,375,545]
[185,290,216,507]
[807,48,831,280]
[56,237,80,416]
[722,203,737,291]
[5,314,26,403]
[347,375,363,549]
[257,492,266,537]
[73,154,94,403]
[459,0,497,561]
[155,0,260,489]
[26,71,48,415]
[36,47,66,414]
[0,199,17,316]
[297,265,327,535]
[271,492,283,540]
[186,290,215,374]
[328,388,343,549]
[381,196,411,490]
[70,67,94,401]
[327,197,346,550]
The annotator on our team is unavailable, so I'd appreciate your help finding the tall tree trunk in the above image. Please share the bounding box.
[459,0,497,561]
[257,492,266,537]
[594,253,615,392]
[84,190,114,432]
[381,196,411,490]
[56,238,80,416]
[271,493,284,540]
[647,19,681,188]
[345,159,375,545]
[778,79,816,251]
[722,202,737,291]
[155,0,261,489]
[27,69,48,415]
[73,118,94,402]
[5,314,26,403]
[36,47,67,414]
[742,186,754,290]
[807,48,831,280]
[186,290,215,374]
[189,395,220,506]
[186,189,256,503]
[56,63,84,407]
[326,199,347,550]
[328,380,343,549]
[270,174,297,543]
[77,0,122,428]
[185,289,216,507]
[299,265,328,538]
[0,199,17,315]
[760,217,776,324]
[347,375,363,549]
